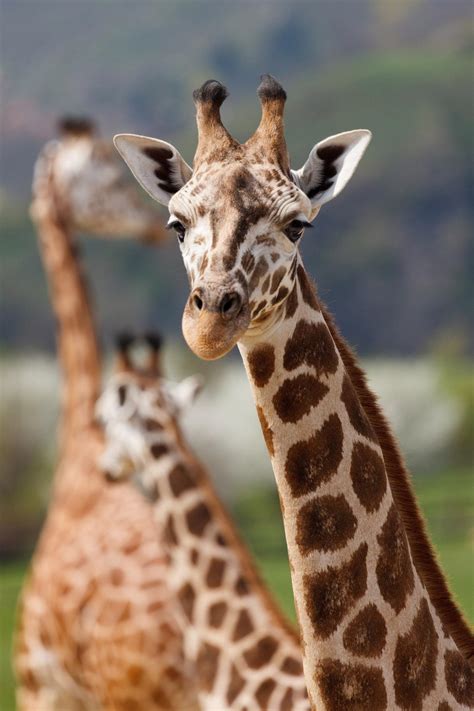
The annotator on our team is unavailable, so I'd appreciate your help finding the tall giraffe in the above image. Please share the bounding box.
[115,76,474,710]
[97,334,310,710]
[16,118,199,711]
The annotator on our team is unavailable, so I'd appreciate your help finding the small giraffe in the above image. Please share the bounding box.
[115,76,474,710]
[16,118,198,710]
[97,334,310,710]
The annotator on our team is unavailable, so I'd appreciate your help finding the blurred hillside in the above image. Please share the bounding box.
[1,0,473,353]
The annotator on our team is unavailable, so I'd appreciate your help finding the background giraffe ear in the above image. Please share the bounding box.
[114,134,192,206]
[292,130,371,208]
[167,375,204,412]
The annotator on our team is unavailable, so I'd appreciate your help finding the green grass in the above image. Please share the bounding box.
[0,561,26,711]
[1,469,473,709]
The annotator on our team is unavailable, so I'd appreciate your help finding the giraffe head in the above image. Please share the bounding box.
[96,332,202,484]
[115,76,371,359]
[31,115,166,242]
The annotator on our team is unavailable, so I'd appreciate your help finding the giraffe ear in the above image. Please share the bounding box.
[292,130,371,208]
[168,375,204,412]
[114,134,192,206]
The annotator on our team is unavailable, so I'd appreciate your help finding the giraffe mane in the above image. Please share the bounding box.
[319,299,474,663]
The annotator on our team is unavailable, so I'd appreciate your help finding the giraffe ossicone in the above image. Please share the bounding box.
[116,76,474,710]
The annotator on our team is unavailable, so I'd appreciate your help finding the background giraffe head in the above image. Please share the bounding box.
[114,75,371,359]
[31,115,166,242]
[96,332,202,483]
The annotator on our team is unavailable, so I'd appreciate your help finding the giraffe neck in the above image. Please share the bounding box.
[239,257,473,710]
[31,187,100,443]
[140,435,310,709]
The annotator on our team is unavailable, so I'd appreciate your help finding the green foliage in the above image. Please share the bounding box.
[0,561,25,711]
[1,2,473,354]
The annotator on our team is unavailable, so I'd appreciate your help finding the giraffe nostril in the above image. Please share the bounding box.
[193,294,203,311]
[219,292,242,320]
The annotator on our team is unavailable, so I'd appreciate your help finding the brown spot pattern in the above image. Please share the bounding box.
[274,285,289,304]
[285,413,343,497]
[256,679,276,708]
[444,649,474,706]
[304,543,368,639]
[350,442,387,513]
[393,599,438,710]
[186,502,211,536]
[281,656,303,676]
[248,343,275,387]
[280,689,294,710]
[208,601,227,628]
[150,442,168,458]
[285,283,299,318]
[297,265,319,310]
[233,609,254,641]
[256,405,274,457]
[206,557,226,588]
[163,515,178,546]
[243,635,278,669]
[270,266,286,294]
[242,250,255,274]
[343,604,387,658]
[249,257,269,291]
[283,320,338,376]
[316,658,387,711]
[437,703,453,711]
[296,494,357,554]
[196,641,219,692]
[273,373,328,423]
[177,583,195,622]
[145,418,163,431]
[169,463,195,497]
[341,375,376,441]
[235,575,250,596]
[227,664,245,704]
[376,504,414,613]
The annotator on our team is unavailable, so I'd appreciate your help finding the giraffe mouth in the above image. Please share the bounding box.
[182,299,250,360]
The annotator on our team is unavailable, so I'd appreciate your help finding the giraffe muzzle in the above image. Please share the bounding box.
[183,286,250,360]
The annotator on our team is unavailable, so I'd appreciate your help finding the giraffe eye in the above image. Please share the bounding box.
[284,219,312,243]
[167,220,186,243]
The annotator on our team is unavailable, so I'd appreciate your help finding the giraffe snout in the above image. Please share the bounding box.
[191,286,244,321]
[183,284,250,360]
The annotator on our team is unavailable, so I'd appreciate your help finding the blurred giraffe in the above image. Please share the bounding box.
[97,334,310,710]
[15,118,199,711]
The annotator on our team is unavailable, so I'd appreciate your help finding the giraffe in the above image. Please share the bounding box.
[15,118,199,710]
[115,76,474,710]
[97,333,310,710]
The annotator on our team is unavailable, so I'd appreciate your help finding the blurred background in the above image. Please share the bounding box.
[1,1,473,706]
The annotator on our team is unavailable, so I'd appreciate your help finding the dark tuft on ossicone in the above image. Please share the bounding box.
[57,115,96,136]
[115,331,135,353]
[257,74,287,102]
[143,331,163,351]
[193,80,229,106]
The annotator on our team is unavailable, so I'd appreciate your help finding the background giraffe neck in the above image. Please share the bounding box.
[140,435,310,709]
[239,260,472,709]
[31,176,100,443]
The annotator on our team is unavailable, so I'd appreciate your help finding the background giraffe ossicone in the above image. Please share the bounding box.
[115,76,474,710]
[15,120,200,711]
[98,333,311,710]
